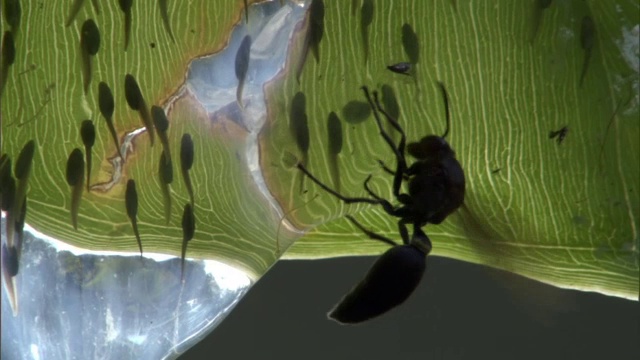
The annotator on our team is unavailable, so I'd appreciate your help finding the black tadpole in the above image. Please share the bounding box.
[2,244,19,277]
[118,0,133,51]
[235,35,252,108]
[289,92,310,158]
[308,0,325,63]
[180,133,195,206]
[326,112,343,192]
[1,31,16,98]
[124,74,155,146]
[66,148,85,230]
[80,120,95,191]
[80,19,100,94]
[289,92,309,192]
[125,179,142,257]
[295,0,325,83]
[360,0,374,64]
[98,82,124,160]
[180,203,195,279]
[401,23,420,65]
[437,82,451,138]
[14,196,27,252]
[6,140,35,249]
[151,105,172,163]
[1,155,16,212]
[158,150,173,224]
[124,73,143,109]
[66,149,83,185]
[3,0,21,33]
[14,140,35,181]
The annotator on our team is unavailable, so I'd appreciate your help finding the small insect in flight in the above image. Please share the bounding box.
[297,82,465,324]
[549,126,568,144]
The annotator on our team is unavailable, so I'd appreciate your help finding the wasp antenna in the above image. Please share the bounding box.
[437,81,451,139]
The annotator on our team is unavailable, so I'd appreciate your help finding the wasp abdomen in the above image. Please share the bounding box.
[329,244,426,324]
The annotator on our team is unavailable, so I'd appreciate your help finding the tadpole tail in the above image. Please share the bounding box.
[139,102,155,146]
[297,156,307,194]
[437,82,451,138]
[181,236,188,280]
[243,0,249,24]
[131,218,142,257]
[106,119,124,160]
[124,11,131,51]
[161,182,171,225]
[81,51,92,95]
[1,253,19,315]
[236,79,245,108]
[159,0,176,43]
[579,48,592,88]
[182,170,194,206]
[65,0,85,27]
[84,147,92,192]
[0,64,10,99]
[70,182,83,230]
[90,0,100,14]
[295,21,312,83]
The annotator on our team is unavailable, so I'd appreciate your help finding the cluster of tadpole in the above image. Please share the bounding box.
[2,0,313,358]
[1,0,202,317]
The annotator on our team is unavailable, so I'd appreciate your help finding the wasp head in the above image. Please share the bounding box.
[407,135,454,160]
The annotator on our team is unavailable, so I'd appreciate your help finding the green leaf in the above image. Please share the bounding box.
[1,0,638,301]
[1,0,280,278]
[263,0,639,300]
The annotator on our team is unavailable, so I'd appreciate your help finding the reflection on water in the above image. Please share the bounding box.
[186,0,309,218]
[1,217,251,360]
[187,1,307,132]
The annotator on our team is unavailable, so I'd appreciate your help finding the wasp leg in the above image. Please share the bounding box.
[297,163,380,205]
[363,175,410,214]
[372,90,407,154]
[362,176,412,244]
[362,175,382,199]
[378,160,395,176]
[362,87,408,199]
[377,160,410,181]
[363,175,397,213]
[345,215,398,247]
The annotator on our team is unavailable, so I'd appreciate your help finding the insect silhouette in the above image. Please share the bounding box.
[297,82,465,324]
[549,126,568,145]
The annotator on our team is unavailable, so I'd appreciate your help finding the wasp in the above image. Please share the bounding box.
[297,82,465,324]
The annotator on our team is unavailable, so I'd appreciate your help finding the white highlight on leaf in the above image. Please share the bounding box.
[617,25,639,73]
[615,24,640,115]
